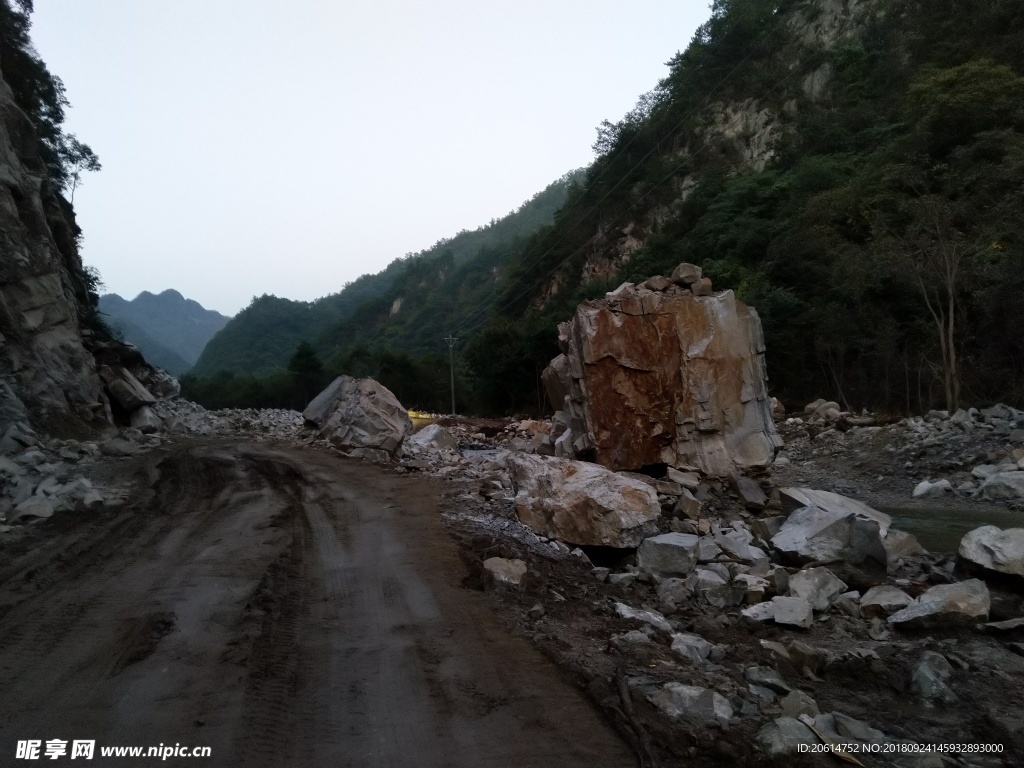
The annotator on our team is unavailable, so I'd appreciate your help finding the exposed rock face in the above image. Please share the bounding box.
[506,453,659,547]
[0,67,110,432]
[303,376,412,457]
[543,269,782,476]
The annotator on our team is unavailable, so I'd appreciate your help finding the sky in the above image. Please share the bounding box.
[29,1,710,316]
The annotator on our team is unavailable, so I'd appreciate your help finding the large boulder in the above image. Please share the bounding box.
[770,505,887,571]
[859,585,914,618]
[98,365,157,412]
[959,526,1024,578]
[787,567,847,611]
[303,376,412,456]
[741,596,814,629]
[506,454,659,547]
[541,273,782,476]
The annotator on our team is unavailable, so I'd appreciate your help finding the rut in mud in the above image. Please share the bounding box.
[0,442,633,767]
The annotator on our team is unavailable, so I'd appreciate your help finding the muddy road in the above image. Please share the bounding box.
[0,442,633,767]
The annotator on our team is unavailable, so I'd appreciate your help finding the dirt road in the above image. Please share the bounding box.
[0,442,633,767]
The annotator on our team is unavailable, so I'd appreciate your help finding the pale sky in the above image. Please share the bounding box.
[29,1,710,316]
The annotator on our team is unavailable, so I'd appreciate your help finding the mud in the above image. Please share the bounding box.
[0,441,632,767]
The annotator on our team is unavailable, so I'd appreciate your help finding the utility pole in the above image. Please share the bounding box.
[444,334,458,416]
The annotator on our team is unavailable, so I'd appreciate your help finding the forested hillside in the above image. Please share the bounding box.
[190,0,1024,417]
[185,174,579,410]
[478,0,1024,414]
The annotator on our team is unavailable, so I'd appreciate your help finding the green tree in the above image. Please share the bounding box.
[60,135,101,203]
[288,341,326,408]
[907,59,1024,155]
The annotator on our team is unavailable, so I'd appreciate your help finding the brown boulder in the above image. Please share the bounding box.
[542,271,782,475]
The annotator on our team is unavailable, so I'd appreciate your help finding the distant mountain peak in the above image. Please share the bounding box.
[98,290,230,375]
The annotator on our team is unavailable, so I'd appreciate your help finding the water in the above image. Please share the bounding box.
[882,504,1024,553]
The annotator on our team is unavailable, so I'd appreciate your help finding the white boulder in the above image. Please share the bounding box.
[482,557,527,587]
[859,585,914,618]
[507,454,659,547]
[787,567,847,611]
[303,376,412,457]
[771,505,887,570]
[958,526,1024,577]
[615,602,672,633]
[405,423,458,453]
[888,579,990,628]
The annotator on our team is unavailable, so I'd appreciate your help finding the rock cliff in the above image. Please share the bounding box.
[0,61,114,433]
[543,264,782,477]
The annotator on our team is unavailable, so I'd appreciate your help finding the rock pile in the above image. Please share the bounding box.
[541,263,782,476]
[0,421,147,530]
[776,400,1024,506]
[0,397,308,538]
[150,399,303,439]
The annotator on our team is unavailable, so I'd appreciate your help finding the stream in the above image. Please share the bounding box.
[882,503,1024,553]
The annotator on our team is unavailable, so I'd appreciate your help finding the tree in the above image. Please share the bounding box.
[871,189,985,413]
[288,341,325,408]
[0,0,101,189]
[907,59,1024,155]
[60,135,101,203]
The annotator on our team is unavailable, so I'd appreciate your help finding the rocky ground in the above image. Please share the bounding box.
[3,397,1024,767]
[410,405,1024,767]
[771,402,1024,513]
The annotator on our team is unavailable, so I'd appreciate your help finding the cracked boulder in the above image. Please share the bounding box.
[771,504,887,573]
[99,365,157,413]
[542,271,782,476]
[507,454,659,547]
[303,376,412,457]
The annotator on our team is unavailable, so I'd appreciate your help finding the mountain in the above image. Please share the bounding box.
[0,2,111,432]
[190,172,580,378]
[187,0,1024,416]
[99,290,230,375]
[476,0,1024,413]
